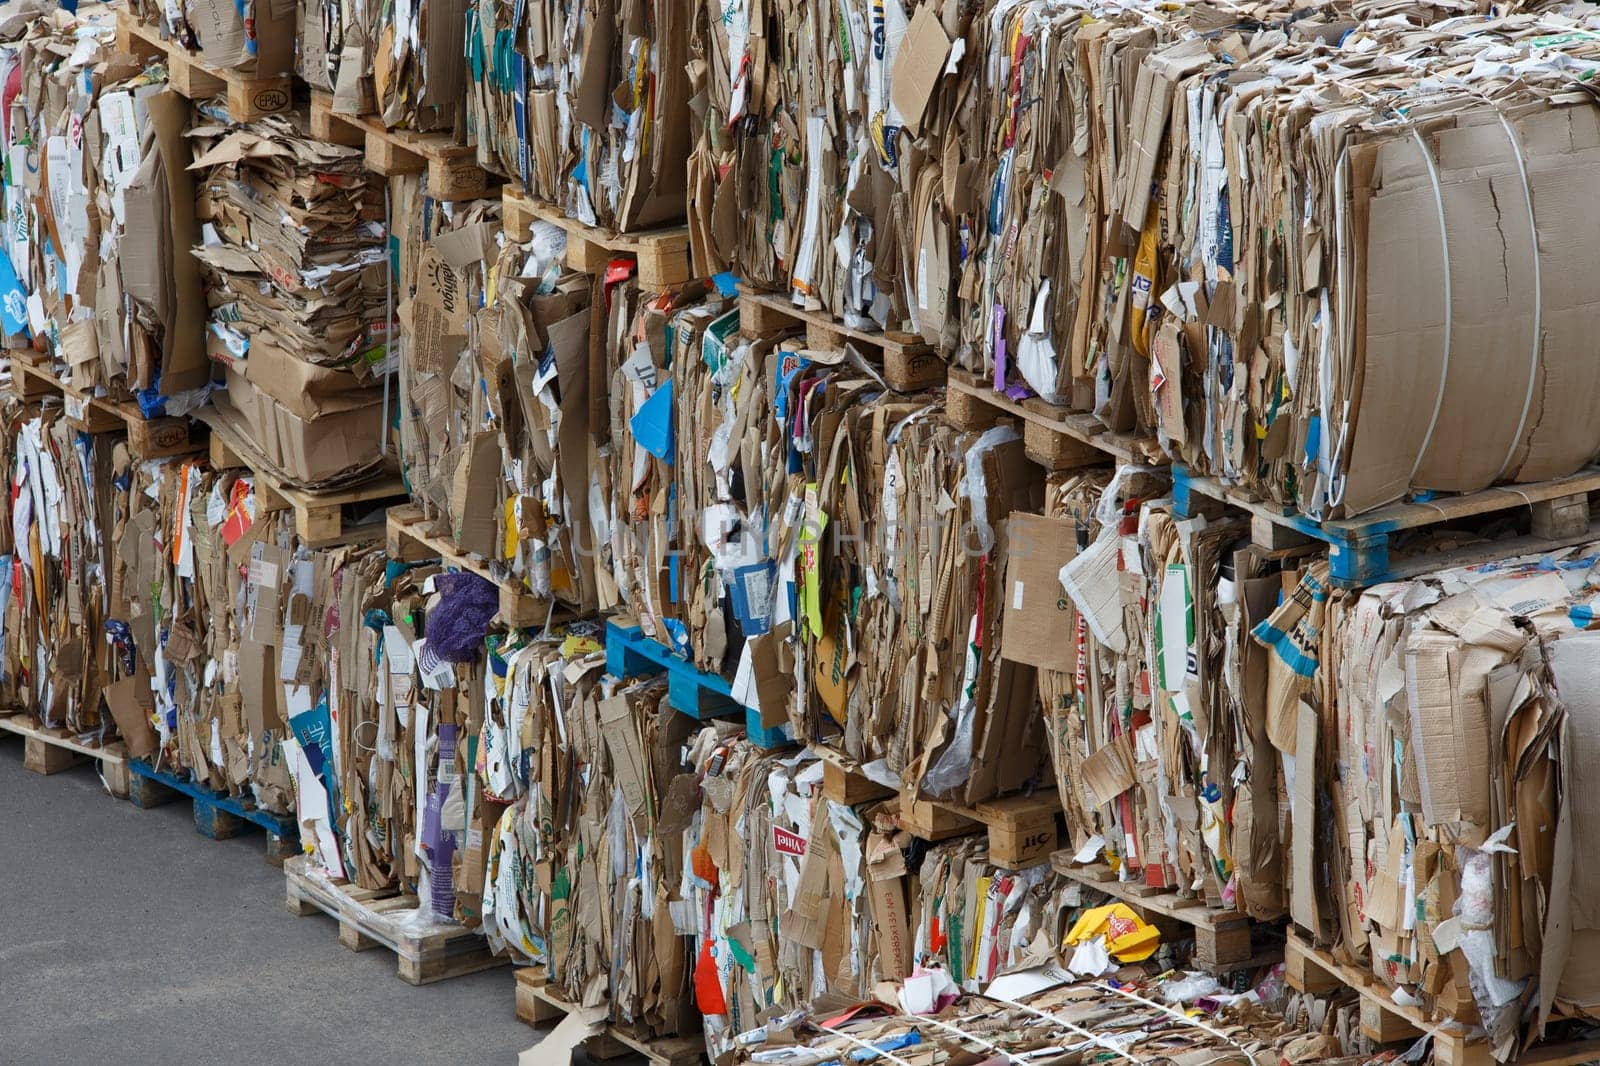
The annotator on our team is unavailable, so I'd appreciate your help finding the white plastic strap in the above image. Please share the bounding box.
[1092,981,1253,1055]
[1326,144,1353,514]
[1407,127,1453,484]
[381,180,394,458]
[1491,111,1542,482]
[987,994,1141,1063]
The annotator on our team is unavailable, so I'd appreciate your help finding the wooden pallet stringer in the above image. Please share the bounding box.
[1282,933,1600,1066]
[737,287,945,393]
[1173,463,1600,587]
[116,13,292,122]
[385,504,547,627]
[514,968,704,1065]
[128,757,299,863]
[0,713,130,796]
[1052,854,1262,972]
[900,789,1061,869]
[207,430,402,546]
[310,92,490,200]
[285,856,507,984]
[945,366,1159,469]
[502,186,694,289]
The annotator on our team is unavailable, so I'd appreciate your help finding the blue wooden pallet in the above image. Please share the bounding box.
[605,621,792,749]
[128,758,300,860]
[1171,463,1600,588]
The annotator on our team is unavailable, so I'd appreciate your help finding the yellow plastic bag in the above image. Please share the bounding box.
[1063,903,1161,962]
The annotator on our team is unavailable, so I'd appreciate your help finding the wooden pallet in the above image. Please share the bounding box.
[385,503,548,627]
[604,620,791,749]
[309,91,490,201]
[285,856,508,984]
[900,788,1061,869]
[128,757,299,864]
[208,431,403,546]
[1284,933,1600,1066]
[513,967,705,1065]
[6,358,199,458]
[1172,463,1600,588]
[944,366,1161,470]
[502,186,693,290]
[6,356,59,402]
[0,713,130,797]
[737,286,946,394]
[115,13,292,121]
[1051,854,1262,973]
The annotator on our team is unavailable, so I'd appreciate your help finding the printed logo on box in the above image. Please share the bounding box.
[773,826,807,857]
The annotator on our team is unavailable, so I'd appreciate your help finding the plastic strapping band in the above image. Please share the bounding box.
[987,994,1141,1063]
[1326,144,1353,513]
[812,1022,917,1066]
[1407,127,1452,485]
[1092,981,1253,1055]
[1492,111,1541,482]
[381,181,394,458]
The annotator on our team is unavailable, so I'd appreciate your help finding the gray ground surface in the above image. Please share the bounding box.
[0,742,552,1065]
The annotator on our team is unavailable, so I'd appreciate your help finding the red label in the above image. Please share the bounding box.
[773,826,807,857]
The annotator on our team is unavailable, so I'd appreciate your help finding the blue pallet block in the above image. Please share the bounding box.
[1173,464,1395,588]
[606,621,742,720]
[744,706,792,750]
[129,758,300,856]
[606,621,795,749]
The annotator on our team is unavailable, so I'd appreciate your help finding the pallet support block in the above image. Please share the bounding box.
[1022,418,1107,471]
[194,801,248,841]
[100,757,131,799]
[1533,492,1590,540]
[1194,917,1254,968]
[263,831,299,867]
[23,737,83,775]
[129,773,182,809]
[821,759,895,806]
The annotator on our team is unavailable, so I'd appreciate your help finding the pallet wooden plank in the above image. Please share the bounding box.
[386,506,549,626]
[519,969,702,1064]
[116,13,291,121]
[502,188,694,289]
[284,857,508,985]
[127,759,300,859]
[1175,462,1600,588]
[945,366,1153,466]
[737,288,946,393]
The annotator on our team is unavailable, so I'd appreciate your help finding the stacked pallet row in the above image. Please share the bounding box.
[6,2,1600,1066]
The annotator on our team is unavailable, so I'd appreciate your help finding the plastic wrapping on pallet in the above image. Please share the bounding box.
[488,0,692,230]
[188,114,392,488]
[396,209,605,614]
[1282,541,1600,1057]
